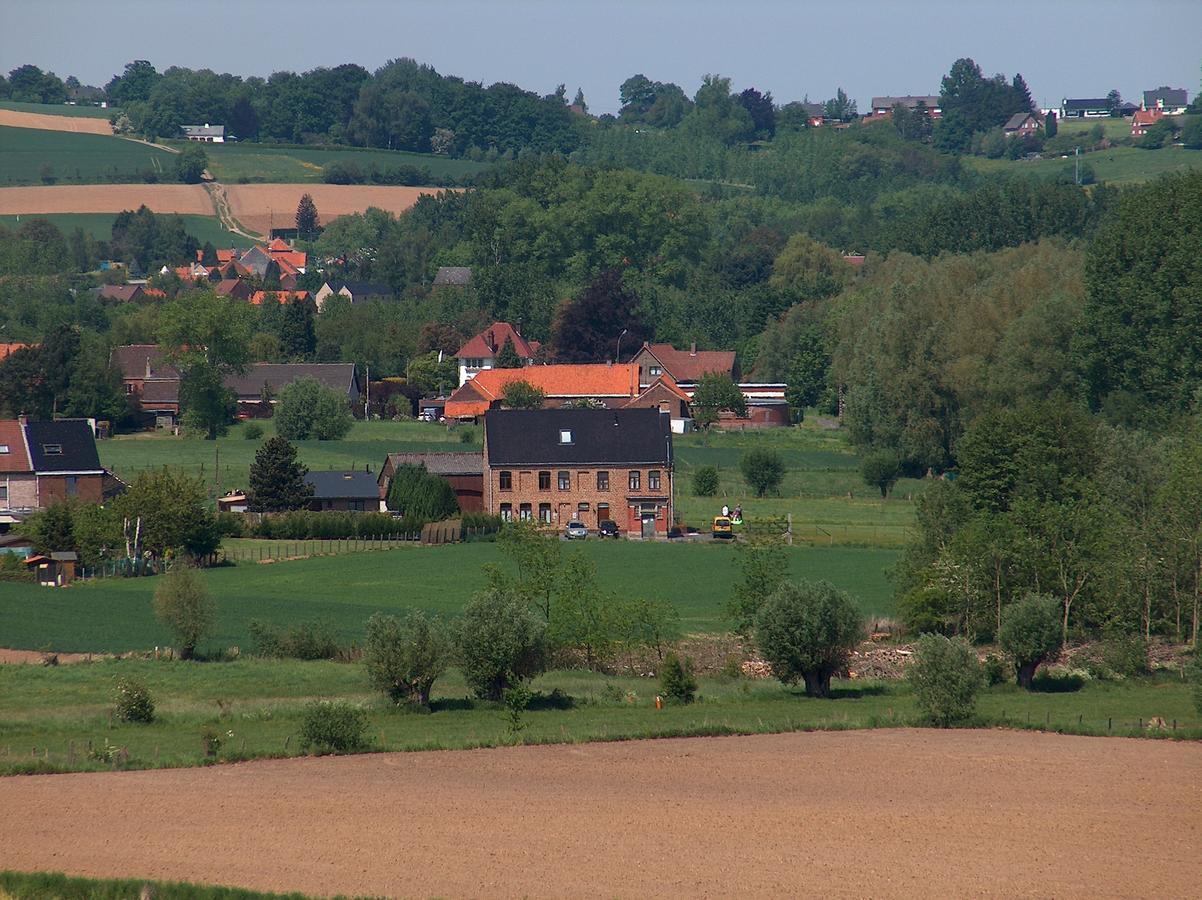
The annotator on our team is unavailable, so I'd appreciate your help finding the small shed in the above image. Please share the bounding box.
[25,551,78,587]
[217,491,249,513]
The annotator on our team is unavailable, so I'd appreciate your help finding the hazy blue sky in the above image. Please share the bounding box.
[3,0,1200,113]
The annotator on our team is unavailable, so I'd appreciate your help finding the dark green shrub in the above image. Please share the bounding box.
[214,511,245,538]
[898,586,957,636]
[740,448,785,497]
[998,594,1063,689]
[456,587,548,701]
[859,450,901,498]
[363,611,451,707]
[459,428,476,444]
[1187,652,1202,715]
[1099,635,1149,677]
[243,422,263,440]
[907,634,983,726]
[692,465,719,497]
[385,464,460,522]
[113,677,155,723]
[982,654,1009,686]
[153,565,215,660]
[248,618,340,659]
[755,580,864,697]
[299,700,369,754]
[0,553,32,582]
[659,652,697,704]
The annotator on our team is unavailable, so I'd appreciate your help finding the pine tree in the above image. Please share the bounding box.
[247,436,313,512]
[295,193,320,238]
[494,335,523,368]
[263,259,281,291]
[201,242,217,266]
[572,87,587,113]
[278,295,316,359]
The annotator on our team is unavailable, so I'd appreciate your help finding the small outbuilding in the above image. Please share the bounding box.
[25,551,78,587]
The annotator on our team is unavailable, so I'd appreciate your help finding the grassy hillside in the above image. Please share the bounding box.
[190,141,490,184]
[0,99,116,118]
[0,125,174,185]
[0,212,255,248]
[969,144,1201,185]
[0,541,897,652]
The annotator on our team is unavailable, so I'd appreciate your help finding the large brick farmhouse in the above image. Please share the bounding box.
[483,408,674,537]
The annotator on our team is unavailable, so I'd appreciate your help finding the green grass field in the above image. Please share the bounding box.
[0,99,117,118]
[0,212,255,248]
[969,144,1201,185]
[0,125,175,185]
[0,871,305,900]
[188,141,490,184]
[0,657,1195,777]
[0,541,898,651]
[100,418,923,545]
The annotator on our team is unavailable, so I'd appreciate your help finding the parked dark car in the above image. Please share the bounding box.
[598,519,621,538]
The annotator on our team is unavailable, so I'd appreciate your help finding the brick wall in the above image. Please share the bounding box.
[36,474,103,506]
[485,465,672,535]
[1,474,38,509]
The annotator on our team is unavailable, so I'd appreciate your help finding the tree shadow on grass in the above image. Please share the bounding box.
[1030,672,1085,693]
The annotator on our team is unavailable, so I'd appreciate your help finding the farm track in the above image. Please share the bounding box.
[1,729,1197,898]
[203,182,260,239]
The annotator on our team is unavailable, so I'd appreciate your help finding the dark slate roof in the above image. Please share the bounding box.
[23,420,103,473]
[224,364,359,400]
[385,451,482,476]
[485,408,671,467]
[110,344,178,380]
[305,470,380,500]
[433,266,472,285]
[1062,98,1109,109]
[1144,86,1188,108]
[333,280,393,299]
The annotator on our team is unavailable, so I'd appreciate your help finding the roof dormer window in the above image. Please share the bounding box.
[43,444,62,455]
[0,444,9,454]
[559,429,572,444]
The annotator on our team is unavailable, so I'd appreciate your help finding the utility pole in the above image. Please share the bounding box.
[364,364,370,420]
[1075,146,1080,185]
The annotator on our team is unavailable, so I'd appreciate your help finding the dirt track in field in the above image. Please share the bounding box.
[224,183,450,235]
[0,184,213,215]
[0,108,114,135]
[2,729,1198,898]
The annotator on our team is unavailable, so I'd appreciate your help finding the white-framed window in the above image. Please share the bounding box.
[539,503,552,523]
[558,471,571,490]
[649,366,662,377]
[43,444,62,455]
[559,429,573,444]
[0,444,8,454]
[649,470,661,491]
[500,503,513,522]
[519,503,532,521]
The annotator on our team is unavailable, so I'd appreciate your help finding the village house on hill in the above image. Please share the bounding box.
[483,407,674,538]
[630,342,737,388]
[0,418,107,516]
[454,322,540,386]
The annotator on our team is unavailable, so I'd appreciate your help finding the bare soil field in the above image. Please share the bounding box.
[0,108,114,135]
[224,183,450,235]
[2,729,1198,898]
[0,184,213,215]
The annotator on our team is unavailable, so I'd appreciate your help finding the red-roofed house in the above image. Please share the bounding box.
[250,290,311,306]
[455,322,539,386]
[444,363,690,424]
[1131,108,1165,136]
[215,279,254,301]
[0,343,32,361]
[630,342,737,388]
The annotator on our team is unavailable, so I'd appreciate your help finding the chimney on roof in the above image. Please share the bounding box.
[515,320,522,336]
[17,415,28,426]
[690,342,697,356]
[487,329,495,352]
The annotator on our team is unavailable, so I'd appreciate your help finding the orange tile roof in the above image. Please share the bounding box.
[249,290,310,306]
[445,363,645,418]
[456,322,536,360]
[0,419,32,472]
[0,342,32,361]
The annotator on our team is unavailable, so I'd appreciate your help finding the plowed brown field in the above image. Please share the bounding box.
[0,109,114,135]
[0,184,212,215]
[224,183,450,235]
[1,729,1198,898]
